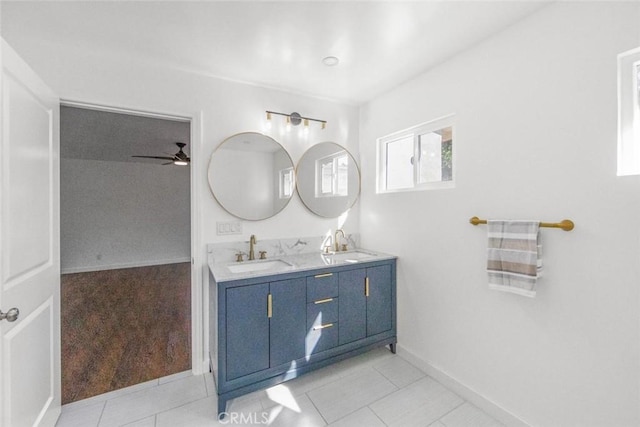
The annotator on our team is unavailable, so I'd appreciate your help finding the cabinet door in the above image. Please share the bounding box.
[338,268,367,345]
[366,265,392,336]
[226,283,270,380]
[270,278,306,367]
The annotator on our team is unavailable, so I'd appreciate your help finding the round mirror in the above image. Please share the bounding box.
[296,142,360,218]
[208,132,295,220]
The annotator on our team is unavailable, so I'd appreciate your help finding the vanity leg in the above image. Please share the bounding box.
[217,396,227,419]
[389,343,396,354]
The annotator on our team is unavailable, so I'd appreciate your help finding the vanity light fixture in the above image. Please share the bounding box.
[265,110,327,130]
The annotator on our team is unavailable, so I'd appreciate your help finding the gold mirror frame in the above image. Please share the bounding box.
[208,132,295,221]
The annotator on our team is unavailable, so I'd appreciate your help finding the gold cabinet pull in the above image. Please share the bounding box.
[267,294,272,318]
[314,272,333,278]
[314,298,333,305]
[365,277,370,297]
[312,323,334,331]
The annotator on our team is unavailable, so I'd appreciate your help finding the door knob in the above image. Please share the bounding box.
[0,308,19,322]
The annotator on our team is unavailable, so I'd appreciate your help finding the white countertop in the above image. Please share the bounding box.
[209,249,396,283]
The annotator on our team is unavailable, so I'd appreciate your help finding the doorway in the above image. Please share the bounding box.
[59,105,192,403]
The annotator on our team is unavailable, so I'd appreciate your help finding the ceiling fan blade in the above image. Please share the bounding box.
[162,162,173,165]
[131,155,176,161]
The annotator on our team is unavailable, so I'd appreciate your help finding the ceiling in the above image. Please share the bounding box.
[1,1,550,105]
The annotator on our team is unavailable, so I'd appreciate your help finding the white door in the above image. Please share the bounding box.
[0,39,61,426]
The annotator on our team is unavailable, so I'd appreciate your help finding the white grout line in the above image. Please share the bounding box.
[304,391,329,426]
[96,400,107,427]
[63,370,192,411]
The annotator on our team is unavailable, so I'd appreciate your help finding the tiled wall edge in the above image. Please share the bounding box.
[396,344,531,427]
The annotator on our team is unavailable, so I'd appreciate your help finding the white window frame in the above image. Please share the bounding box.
[278,167,294,199]
[315,151,349,198]
[617,47,640,176]
[377,114,455,193]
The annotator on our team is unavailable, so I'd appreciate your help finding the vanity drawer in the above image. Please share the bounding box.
[306,321,338,355]
[306,298,338,328]
[306,272,338,302]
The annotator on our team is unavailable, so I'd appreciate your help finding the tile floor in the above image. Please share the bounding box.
[56,347,504,427]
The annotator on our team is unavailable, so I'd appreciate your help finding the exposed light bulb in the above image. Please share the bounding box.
[285,116,291,132]
[174,160,188,166]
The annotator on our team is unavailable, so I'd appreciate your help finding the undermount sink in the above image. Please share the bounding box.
[227,259,292,274]
[323,250,377,264]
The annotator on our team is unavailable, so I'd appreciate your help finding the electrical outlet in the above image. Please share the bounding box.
[217,221,242,235]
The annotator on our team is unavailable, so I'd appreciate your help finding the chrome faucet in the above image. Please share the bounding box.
[249,235,257,260]
[334,229,345,252]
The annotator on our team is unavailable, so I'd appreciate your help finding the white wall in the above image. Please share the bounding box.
[359,2,640,426]
[61,158,190,273]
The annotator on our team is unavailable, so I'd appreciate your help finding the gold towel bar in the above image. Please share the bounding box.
[469,216,574,231]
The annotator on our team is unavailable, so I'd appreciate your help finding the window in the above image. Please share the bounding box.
[617,47,640,176]
[316,151,349,197]
[377,115,455,193]
[279,167,294,198]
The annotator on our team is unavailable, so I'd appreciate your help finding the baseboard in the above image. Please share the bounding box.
[61,257,191,274]
[397,344,530,427]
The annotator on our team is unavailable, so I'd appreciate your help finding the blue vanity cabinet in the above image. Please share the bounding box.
[220,277,306,382]
[366,265,393,336]
[338,269,367,344]
[338,265,394,346]
[212,257,396,418]
[269,278,307,367]
[225,283,270,380]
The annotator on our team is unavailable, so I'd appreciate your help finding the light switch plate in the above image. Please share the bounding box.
[217,221,242,235]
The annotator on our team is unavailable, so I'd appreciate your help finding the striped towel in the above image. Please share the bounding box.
[487,220,542,298]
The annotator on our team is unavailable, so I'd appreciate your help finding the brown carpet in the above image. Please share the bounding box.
[61,262,191,404]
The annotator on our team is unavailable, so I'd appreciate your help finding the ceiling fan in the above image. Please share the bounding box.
[132,142,190,166]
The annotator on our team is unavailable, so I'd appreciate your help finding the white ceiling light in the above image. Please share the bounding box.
[322,56,340,67]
